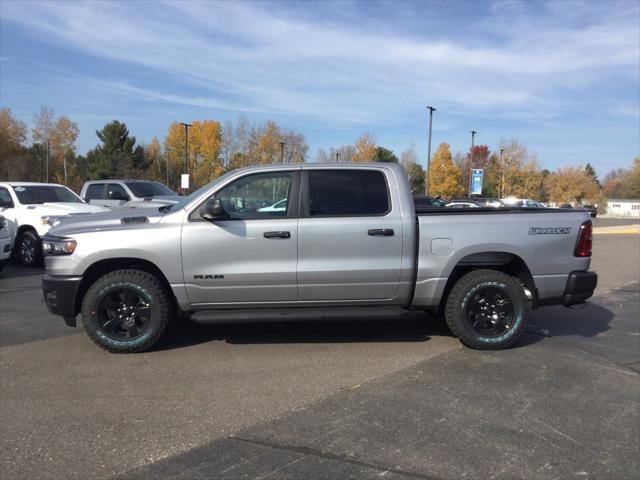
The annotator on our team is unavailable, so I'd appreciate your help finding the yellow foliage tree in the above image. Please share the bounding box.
[353,132,376,163]
[164,120,223,189]
[31,106,79,184]
[429,143,465,198]
[544,166,602,205]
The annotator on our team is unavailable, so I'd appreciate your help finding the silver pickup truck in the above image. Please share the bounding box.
[42,163,597,353]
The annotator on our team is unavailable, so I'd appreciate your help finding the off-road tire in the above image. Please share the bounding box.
[445,269,528,350]
[81,269,172,353]
[17,230,43,267]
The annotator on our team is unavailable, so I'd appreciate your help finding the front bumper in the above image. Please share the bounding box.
[562,271,598,306]
[42,275,82,327]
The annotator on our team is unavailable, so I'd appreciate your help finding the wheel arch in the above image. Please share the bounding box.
[438,251,536,313]
[74,258,176,316]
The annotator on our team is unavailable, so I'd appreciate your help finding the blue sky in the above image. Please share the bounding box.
[1,0,638,176]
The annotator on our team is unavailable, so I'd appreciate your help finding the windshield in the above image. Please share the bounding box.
[12,185,83,204]
[164,170,237,213]
[125,182,176,198]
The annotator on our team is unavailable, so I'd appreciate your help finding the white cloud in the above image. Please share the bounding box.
[1,0,638,127]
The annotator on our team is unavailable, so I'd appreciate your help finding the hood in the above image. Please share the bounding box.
[48,208,166,237]
[149,195,181,204]
[29,202,108,214]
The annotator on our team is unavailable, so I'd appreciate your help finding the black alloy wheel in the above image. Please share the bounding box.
[97,287,152,340]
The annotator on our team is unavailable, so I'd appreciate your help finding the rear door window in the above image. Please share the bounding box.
[85,184,105,200]
[307,170,389,216]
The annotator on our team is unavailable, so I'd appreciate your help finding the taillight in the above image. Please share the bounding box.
[575,221,593,257]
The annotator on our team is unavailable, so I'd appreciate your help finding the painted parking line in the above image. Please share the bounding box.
[593,225,640,235]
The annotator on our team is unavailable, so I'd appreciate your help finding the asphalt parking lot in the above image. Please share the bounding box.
[1,219,638,479]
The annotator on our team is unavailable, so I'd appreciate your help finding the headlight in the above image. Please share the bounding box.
[43,237,77,256]
[41,215,68,227]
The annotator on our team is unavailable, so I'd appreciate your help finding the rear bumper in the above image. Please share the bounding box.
[42,275,82,327]
[562,271,597,306]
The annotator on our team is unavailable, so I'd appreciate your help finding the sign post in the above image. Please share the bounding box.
[471,169,483,196]
[181,174,190,191]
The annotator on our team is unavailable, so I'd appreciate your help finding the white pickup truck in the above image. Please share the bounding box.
[0,182,107,266]
[80,179,180,209]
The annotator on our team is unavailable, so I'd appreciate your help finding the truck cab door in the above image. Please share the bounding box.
[181,170,300,307]
[297,169,404,302]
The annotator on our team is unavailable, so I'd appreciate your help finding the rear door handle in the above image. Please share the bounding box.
[368,229,394,236]
[264,231,291,239]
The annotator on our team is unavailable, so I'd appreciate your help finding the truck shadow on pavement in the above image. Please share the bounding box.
[156,314,450,351]
[0,260,43,279]
[156,298,615,352]
[519,300,614,346]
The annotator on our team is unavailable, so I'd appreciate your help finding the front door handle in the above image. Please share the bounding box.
[368,229,394,236]
[264,231,291,239]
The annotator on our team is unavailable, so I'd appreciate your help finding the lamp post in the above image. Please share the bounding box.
[279,141,286,163]
[179,122,192,175]
[468,130,477,197]
[425,106,436,196]
[499,148,505,198]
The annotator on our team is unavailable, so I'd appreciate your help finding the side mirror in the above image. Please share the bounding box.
[0,200,13,208]
[109,192,129,201]
[199,198,228,221]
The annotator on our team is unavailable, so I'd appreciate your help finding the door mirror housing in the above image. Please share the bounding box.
[108,190,129,201]
[199,198,229,221]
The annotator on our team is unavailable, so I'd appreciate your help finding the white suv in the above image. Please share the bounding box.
[0,182,107,266]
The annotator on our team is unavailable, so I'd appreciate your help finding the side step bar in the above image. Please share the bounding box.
[191,306,409,324]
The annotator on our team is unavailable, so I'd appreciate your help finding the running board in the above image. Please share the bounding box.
[190,306,409,324]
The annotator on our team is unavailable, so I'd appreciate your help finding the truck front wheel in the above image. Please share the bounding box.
[445,269,528,350]
[80,269,172,353]
[17,230,43,267]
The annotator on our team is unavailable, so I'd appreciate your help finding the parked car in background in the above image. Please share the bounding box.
[259,198,288,212]
[0,215,11,272]
[503,198,546,208]
[80,180,180,209]
[451,198,506,208]
[413,195,447,210]
[0,182,107,266]
[560,203,573,209]
[445,201,480,208]
[582,205,598,218]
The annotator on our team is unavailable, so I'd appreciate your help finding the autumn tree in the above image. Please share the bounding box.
[400,145,425,194]
[144,137,165,182]
[429,143,465,199]
[31,106,79,184]
[544,166,602,205]
[603,158,640,199]
[0,108,31,180]
[316,145,356,163]
[353,133,376,163]
[85,121,145,180]
[498,139,543,199]
[456,145,490,193]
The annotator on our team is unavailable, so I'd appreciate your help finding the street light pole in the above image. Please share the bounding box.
[499,148,505,198]
[179,123,192,177]
[426,106,436,196]
[468,130,476,197]
[45,139,50,183]
[279,141,286,163]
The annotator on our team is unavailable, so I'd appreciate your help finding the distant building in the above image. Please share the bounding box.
[605,199,640,218]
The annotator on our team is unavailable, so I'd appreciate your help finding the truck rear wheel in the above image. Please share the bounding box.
[445,269,528,350]
[80,269,172,353]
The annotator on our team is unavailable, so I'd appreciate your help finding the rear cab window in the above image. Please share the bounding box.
[305,170,390,216]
